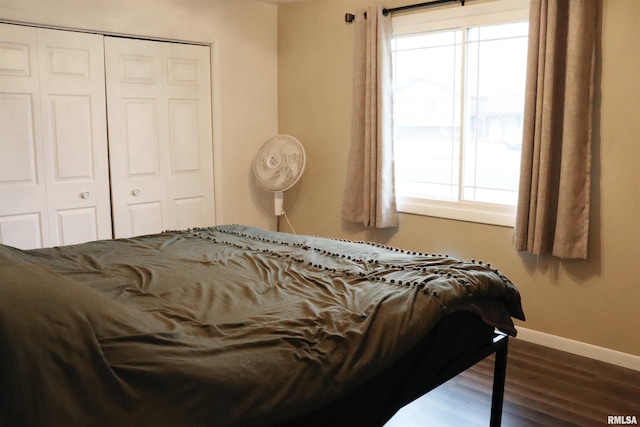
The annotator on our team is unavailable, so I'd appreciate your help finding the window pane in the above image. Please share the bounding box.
[393,29,462,201]
[462,24,528,204]
[395,29,457,50]
[468,21,529,42]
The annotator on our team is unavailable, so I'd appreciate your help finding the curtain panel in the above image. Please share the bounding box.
[342,6,398,228]
[514,0,597,259]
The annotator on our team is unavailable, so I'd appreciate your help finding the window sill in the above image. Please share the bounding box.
[396,195,516,228]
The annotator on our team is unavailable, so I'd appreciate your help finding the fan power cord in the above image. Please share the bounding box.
[282,210,297,234]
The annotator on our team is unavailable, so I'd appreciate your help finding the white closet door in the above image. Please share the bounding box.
[37,28,112,246]
[105,37,215,238]
[0,24,48,249]
[0,24,111,249]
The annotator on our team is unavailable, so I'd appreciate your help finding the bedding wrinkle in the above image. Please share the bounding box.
[121,263,156,291]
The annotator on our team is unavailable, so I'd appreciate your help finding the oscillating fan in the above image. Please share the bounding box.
[253,135,306,220]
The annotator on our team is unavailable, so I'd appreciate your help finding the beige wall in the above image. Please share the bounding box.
[0,0,279,230]
[278,0,640,356]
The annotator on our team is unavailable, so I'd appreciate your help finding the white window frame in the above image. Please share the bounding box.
[392,0,530,227]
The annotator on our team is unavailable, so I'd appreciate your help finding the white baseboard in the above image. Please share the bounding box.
[515,327,640,372]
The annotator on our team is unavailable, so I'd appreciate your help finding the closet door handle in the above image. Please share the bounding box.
[80,191,90,199]
[131,189,141,196]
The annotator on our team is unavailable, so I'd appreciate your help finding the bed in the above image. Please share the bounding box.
[0,224,524,427]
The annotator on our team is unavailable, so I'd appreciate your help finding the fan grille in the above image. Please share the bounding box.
[254,135,306,192]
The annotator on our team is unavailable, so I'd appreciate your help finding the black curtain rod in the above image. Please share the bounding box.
[345,0,465,23]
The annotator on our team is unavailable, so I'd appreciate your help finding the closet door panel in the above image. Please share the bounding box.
[105,38,167,237]
[0,24,48,249]
[174,196,204,230]
[167,97,210,227]
[55,207,98,246]
[120,98,166,235]
[124,99,161,176]
[0,213,43,249]
[0,94,39,186]
[128,202,163,236]
[106,37,214,238]
[37,28,111,246]
[48,95,94,179]
[164,42,214,231]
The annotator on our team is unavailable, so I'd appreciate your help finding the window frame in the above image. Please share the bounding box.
[392,0,530,228]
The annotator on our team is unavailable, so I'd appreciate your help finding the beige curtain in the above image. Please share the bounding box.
[342,6,398,228]
[514,0,596,259]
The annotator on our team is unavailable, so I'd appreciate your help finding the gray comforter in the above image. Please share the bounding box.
[0,224,524,427]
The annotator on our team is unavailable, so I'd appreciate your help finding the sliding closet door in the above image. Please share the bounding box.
[37,28,112,246]
[0,24,48,249]
[105,37,215,238]
[0,24,111,249]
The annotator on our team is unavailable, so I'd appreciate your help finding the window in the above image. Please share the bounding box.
[392,0,530,226]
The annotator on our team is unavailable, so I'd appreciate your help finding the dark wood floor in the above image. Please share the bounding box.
[385,338,640,427]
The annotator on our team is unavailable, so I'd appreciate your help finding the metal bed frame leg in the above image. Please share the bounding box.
[489,335,509,427]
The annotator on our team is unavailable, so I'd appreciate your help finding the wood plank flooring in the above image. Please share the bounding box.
[385,338,640,427]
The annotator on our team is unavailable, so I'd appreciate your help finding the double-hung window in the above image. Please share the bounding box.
[392,0,530,226]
